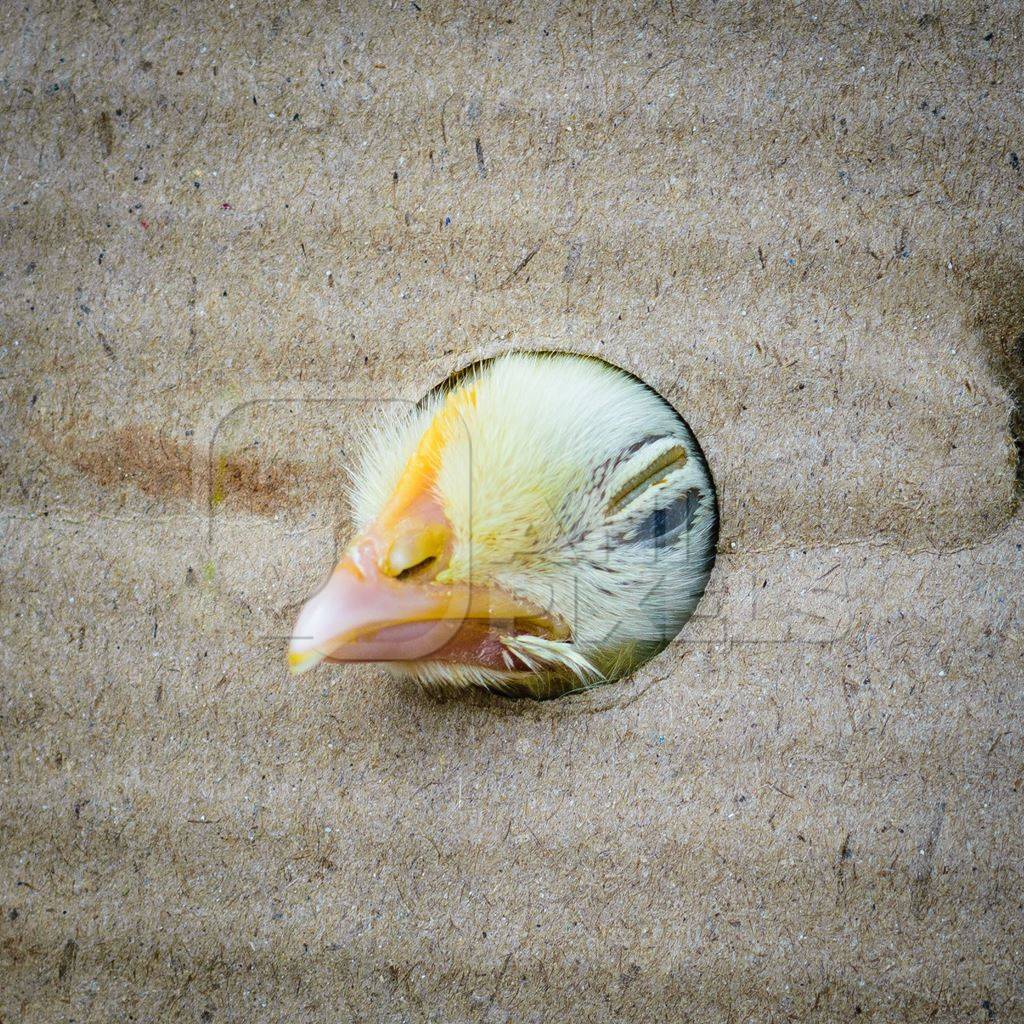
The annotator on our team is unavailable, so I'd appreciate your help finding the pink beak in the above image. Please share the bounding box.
[287,505,563,675]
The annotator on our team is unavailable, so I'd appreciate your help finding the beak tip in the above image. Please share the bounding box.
[287,647,325,675]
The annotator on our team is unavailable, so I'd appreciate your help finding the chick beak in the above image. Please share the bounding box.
[287,502,561,675]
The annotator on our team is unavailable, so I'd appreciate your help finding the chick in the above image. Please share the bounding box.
[288,351,718,698]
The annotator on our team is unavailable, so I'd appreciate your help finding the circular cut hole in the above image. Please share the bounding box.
[287,350,718,699]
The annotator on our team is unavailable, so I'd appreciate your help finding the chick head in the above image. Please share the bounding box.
[289,351,717,698]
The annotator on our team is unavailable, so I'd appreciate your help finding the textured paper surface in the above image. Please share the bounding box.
[1,2,1022,1020]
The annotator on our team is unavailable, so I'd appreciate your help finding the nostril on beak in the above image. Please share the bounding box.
[395,555,437,580]
[379,524,448,578]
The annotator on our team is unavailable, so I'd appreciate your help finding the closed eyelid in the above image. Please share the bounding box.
[605,438,689,516]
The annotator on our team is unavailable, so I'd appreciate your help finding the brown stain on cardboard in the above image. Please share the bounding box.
[33,425,328,516]
[67,426,192,500]
[964,253,1024,493]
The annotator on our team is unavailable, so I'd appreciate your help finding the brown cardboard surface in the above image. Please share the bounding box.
[1,2,1022,1021]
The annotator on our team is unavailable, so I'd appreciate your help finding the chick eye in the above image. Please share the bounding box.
[633,487,701,546]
